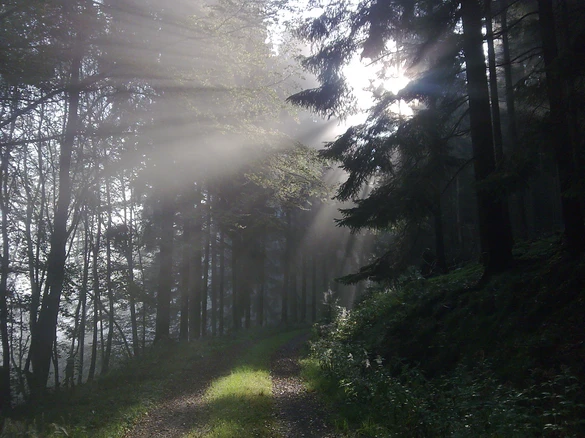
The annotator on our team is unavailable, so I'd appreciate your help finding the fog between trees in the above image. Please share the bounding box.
[1,0,584,409]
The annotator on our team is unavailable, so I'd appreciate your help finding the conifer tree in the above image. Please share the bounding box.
[289,0,515,278]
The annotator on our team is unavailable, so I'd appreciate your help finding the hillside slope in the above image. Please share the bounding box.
[306,236,585,437]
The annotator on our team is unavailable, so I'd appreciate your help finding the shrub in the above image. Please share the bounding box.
[308,282,585,437]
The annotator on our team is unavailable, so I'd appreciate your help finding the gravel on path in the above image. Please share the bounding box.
[271,334,339,438]
[124,333,339,438]
[123,342,247,438]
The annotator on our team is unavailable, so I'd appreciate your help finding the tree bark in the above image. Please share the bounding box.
[537,0,585,255]
[501,0,529,238]
[218,231,225,336]
[485,0,505,164]
[201,200,211,336]
[0,114,12,411]
[311,255,318,322]
[102,174,114,373]
[29,48,82,395]
[189,207,202,340]
[300,255,307,323]
[211,226,218,335]
[281,211,291,325]
[433,199,448,274]
[154,197,174,342]
[122,174,139,355]
[461,0,513,274]
[231,235,240,330]
[256,232,266,327]
[77,210,90,385]
[87,212,101,382]
[179,212,192,341]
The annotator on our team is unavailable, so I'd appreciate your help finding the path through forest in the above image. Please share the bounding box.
[271,334,338,438]
[124,333,337,437]
[124,341,250,437]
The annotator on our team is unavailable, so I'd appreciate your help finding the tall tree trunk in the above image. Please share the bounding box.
[290,267,298,323]
[218,231,225,336]
[244,274,251,329]
[102,176,114,373]
[231,235,240,331]
[501,0,529,237]
[281,211,291,325]
[67,286,82,389]
[29,48,82,395]
[485,0,515,249]
[201,202,211,337]
[77,210,90,385]
[179,213,192,341]
[0,122,12,411]
[52,336,59,390]
[24,102,46,381]
[461,0,513,274]
[428,98,448,274]
[311,255,318,322]
[154,197,174,342]
[189,208,202,340]
[136,227,147,351]
[211,227,217,335]
[485,0,505,163]
[537,0,585,255]
[256,233,266,327]
[121,174,139,355]
[99,301,105,370]
[322,256,328,294]
[300,255,307,323]
[87,213,101,382]
[433,197,448,274]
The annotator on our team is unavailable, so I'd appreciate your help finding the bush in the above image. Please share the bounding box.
[308,281,585,437]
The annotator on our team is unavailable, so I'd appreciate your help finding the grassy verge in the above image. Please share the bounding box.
[2,327,300,437]
[190,329,306,438]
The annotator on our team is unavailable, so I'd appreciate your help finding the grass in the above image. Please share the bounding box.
[2,327,305,437]
[190,329,307,438]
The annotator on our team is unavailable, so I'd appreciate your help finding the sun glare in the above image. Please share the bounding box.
[338,56,412,130]
[343,56,411,110]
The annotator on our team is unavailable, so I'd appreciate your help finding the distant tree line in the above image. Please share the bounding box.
[0,0,364,409]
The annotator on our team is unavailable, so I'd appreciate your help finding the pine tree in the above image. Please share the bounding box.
[289,0,515,278]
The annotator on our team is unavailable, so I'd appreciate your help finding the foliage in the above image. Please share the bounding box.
[304,238,585,437]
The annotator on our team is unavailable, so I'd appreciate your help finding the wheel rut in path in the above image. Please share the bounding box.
[271,333,338,438]
[124,342,247,438]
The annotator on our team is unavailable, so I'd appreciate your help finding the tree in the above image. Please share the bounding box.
[460,0,513,273]
[289,0,515,279]
[537,0,585,255]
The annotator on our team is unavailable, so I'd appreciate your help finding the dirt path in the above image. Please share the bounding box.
[124,342,247,438]
[271,334,338,438]
[124,333,337,438]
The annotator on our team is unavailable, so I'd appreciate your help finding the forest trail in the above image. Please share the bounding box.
[124,333,337,438]
[124,342,250,438]
[271,334,338,438]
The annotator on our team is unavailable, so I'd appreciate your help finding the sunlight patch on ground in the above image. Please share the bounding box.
[205,366,272,401]
[187,330,305,438]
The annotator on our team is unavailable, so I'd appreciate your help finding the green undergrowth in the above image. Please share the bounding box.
[2,327,301,437]
[191,329,307,438]
[304,236,585,437]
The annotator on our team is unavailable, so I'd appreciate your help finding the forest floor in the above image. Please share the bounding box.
[123,332,337,438]
[270,334,337,438]
[123,340,250,437]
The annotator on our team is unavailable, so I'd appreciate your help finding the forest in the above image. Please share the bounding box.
[0,0,584,436]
